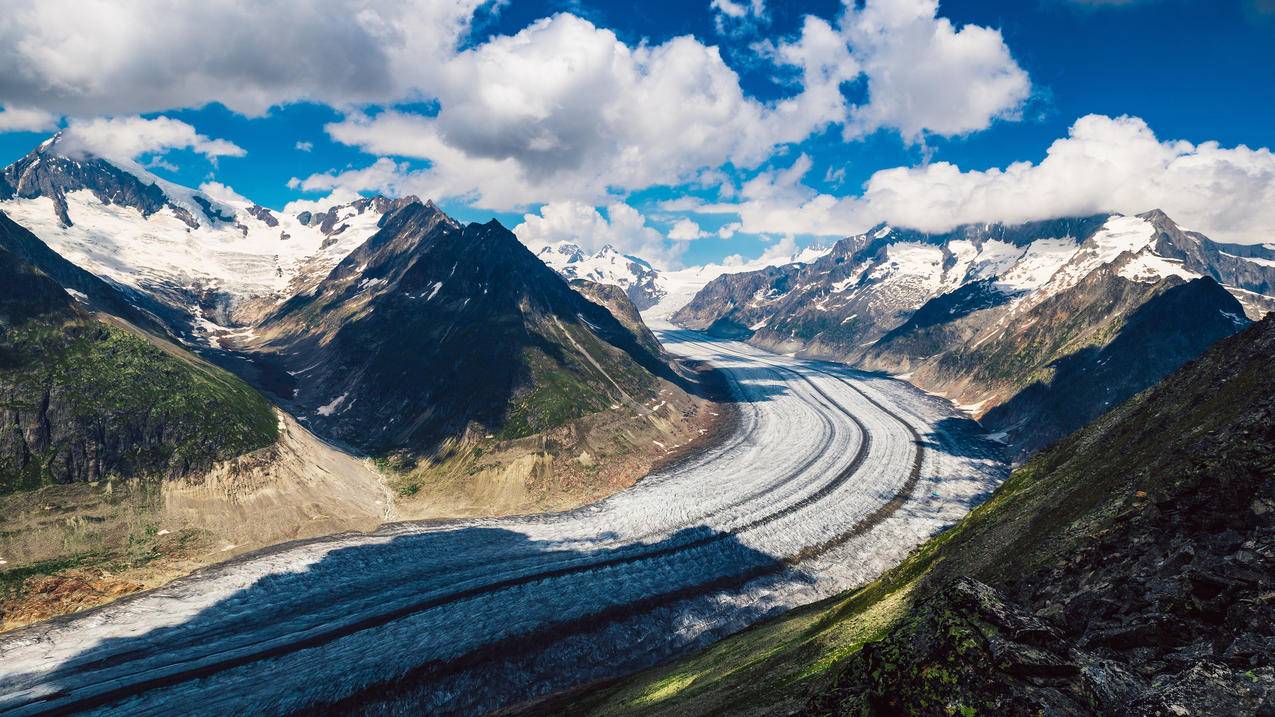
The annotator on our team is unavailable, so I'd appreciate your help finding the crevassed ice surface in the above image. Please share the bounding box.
[0,326,1007,717]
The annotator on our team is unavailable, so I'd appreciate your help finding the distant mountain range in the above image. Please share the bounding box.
[0,133,416,335]
[534,239,836,323]
[535,242,665,311]
[672,211,1273,457]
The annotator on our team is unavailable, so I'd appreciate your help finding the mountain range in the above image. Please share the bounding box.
[0,136,712,460]
[672,211,1273,456]
[535,242,665,311]
[2,129,1272,707]
[0,133,416,335]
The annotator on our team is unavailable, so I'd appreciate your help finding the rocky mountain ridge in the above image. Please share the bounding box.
[0,135,419,334]
[674,210,1270,456]
[535,242,665,310]
[245,201,697,457]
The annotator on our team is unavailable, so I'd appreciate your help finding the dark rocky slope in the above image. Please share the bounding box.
[874,273,1249,458]
[806,315,1275,716]
[253,201,689,455]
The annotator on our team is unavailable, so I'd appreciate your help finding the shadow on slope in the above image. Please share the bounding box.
[982,276,1248,459]
[15,523,788,716]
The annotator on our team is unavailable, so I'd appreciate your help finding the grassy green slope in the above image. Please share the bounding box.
[0,246,278,493]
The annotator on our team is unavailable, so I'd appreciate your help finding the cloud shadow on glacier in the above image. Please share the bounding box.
[22,523,787,716]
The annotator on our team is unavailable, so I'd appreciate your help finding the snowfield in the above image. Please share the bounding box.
[0,326,1007,716]
[0,190,384,319]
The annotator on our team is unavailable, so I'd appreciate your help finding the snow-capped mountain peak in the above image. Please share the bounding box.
[535,240,665,310]
[0,135,421,333]
[674,210,1275,355]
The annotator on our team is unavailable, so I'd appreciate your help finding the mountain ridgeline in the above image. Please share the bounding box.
[674,211,1270,457]
[0,139,704,465]
[0,136,191,229]
[251,201,686,454]
[0,135,426,333]
[535,242,666,311]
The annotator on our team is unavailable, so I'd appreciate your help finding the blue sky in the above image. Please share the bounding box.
[1,0,1272,267]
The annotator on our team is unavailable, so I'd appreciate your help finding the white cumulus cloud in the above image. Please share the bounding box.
[0,0,486,117]
[294,1,1028,214]
[1,0,1037,248]
[303,13,858,210]
[60,116,245,164]
[840,0,1032,143]
[668,218,710,241]
[698,114,1275,245]
[0,105,58,132]
[513,201,684,268]
[854,114,1275,244]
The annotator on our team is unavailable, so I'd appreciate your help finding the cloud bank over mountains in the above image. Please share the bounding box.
[697,114,1275,246]
[0,0,1271,263]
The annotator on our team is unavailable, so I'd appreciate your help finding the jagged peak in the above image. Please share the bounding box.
[37,130,63,150]
[1134,208,1181,230]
